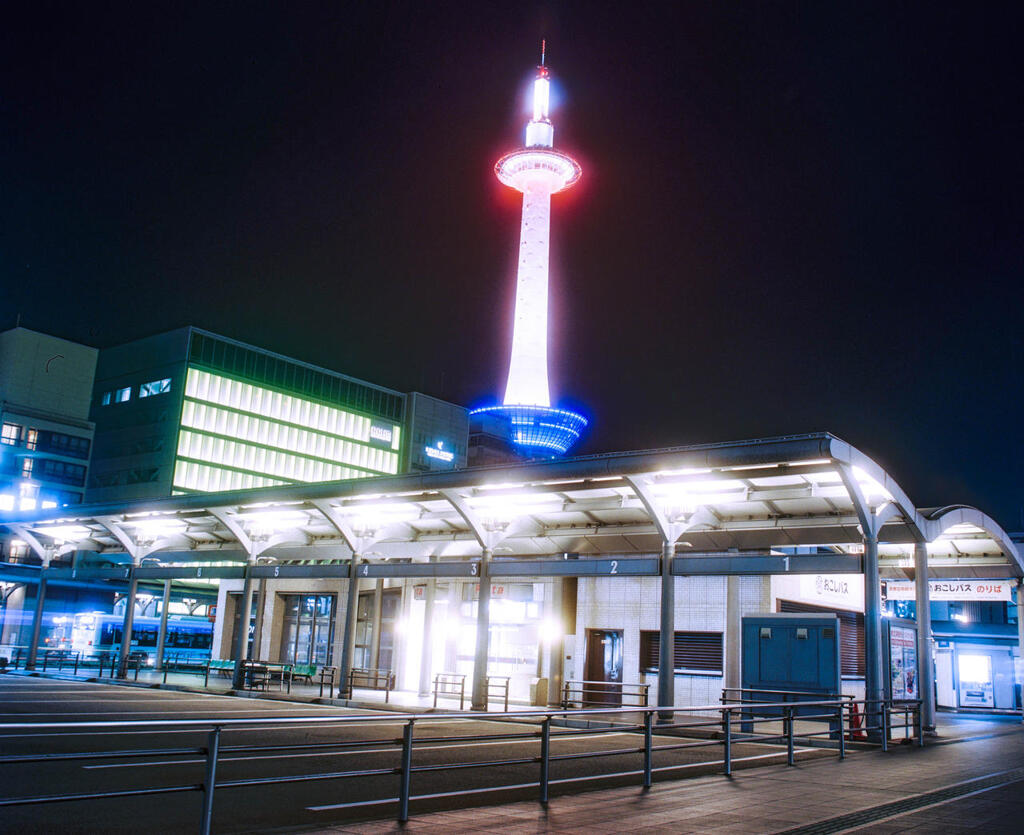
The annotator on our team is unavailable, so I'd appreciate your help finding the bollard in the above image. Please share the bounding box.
[540,716,551,805]
[881,703,889,752]
[398,719,415,822]
[723,707,732,776]
[200,727,221,835]
[837,703,846,760]
[786,707,794,766]
[643,711,653,788]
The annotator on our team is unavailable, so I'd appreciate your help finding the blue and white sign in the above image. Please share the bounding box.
[424,441,455,464]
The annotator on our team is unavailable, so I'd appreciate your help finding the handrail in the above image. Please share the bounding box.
[0,697,923,833]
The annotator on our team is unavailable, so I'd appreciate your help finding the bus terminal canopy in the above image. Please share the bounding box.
[3,433,1020,581]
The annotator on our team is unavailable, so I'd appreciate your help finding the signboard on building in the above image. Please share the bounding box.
[884,580,1014,602]
[772,573,865,611]
[888,624,918,701]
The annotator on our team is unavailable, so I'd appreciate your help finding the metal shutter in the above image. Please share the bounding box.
[778,600,864,677]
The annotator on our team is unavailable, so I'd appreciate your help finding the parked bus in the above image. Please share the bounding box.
[71,612,213,664]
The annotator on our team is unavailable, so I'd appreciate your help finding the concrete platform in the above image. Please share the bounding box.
[312,714,1024,834]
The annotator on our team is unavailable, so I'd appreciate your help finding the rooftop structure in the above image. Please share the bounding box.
[86,328,468,504]
[472,46,587,456]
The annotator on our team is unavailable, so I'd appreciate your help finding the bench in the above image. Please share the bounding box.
[161,652,210,683]
[348,667,395,702]
[204,658,235,686]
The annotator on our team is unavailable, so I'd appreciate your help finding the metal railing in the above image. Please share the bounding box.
[0,696,923,832]
[348,667,395,702]
[485,675,511,711]
[561,679,650,709]
[432,672,466,709]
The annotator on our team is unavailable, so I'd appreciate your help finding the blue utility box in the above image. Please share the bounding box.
[741,613,841,731]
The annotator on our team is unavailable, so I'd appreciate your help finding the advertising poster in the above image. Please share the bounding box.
[889,625,918,701]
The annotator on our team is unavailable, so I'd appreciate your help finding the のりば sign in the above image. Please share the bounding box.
[884,580,1014,602]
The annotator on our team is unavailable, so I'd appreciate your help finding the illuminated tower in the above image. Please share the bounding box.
[472,46,587,456]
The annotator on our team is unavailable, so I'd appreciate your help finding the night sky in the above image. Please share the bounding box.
[3,3,1022,528]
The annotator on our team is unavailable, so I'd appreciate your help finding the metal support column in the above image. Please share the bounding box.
[471,547,493,711]
[863,533,884,740]
[337,555,361,698]
[155,579,172,671]
[369,579,383,668]
[725,575,742,692]
[913,542,936,732]
[117,570,139,678]
[251,578,267,660]
[658,539,676,721]
[230,565,255,689]
[1018,581,1024,725]
[25,571,47,671]
[417,567,437,697]
[548,579,565,707]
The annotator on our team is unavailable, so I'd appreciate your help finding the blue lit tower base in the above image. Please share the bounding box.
[470,404,587,458]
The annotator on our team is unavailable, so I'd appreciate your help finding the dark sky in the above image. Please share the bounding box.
[2,3,1022,528]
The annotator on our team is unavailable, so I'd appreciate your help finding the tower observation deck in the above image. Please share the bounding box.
[472,48,587,456]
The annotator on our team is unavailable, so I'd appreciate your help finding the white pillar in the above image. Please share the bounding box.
[155,579,172,670]
[417,572,437,697]
[725,575,742,693]
[471,548,493,710]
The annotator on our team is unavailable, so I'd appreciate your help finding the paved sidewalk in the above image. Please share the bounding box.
[307,716,1024,834]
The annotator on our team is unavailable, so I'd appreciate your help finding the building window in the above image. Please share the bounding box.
[779,600,865,677]
[140,378,172,398]
[115,387,132,403]
[37,459,87,487]
[21,458,33,478]
[279,594,336,665]
[127,467,160,484]
[102,391,112,405]
[639,630,724,674]
[1,423,22,445]
[25,429,38,450]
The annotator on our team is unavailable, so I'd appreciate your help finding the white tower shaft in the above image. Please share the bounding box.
[503,180,553,407]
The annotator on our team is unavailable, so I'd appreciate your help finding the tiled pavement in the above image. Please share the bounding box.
[308,716,1024,834]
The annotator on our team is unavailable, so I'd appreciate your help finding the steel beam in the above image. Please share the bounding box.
[672,554,863,575]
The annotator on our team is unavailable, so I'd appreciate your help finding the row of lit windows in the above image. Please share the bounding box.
[172,459,288,493]
[179,400,399,475]
[176,430,382,484]
[184,368,400,451]
[100,377,171,406]
[188,330,404,422]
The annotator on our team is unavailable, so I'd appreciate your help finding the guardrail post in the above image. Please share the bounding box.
[785,706,794,766]
[837,703,846,760]
[723,706,732,776]
[398,719,415,822]
[916,702,924,747]
[880,702,889,752]
[540,716,551,805]
[200,726,221,835]
[643,710,653,788]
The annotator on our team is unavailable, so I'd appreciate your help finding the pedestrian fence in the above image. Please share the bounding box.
[0,694,922,834]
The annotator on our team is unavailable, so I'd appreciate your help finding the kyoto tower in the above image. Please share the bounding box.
[472,45,587,456]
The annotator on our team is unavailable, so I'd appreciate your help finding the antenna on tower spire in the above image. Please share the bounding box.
[540,39,546,66]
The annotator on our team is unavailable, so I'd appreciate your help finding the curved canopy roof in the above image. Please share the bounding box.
[2,433,1020,580]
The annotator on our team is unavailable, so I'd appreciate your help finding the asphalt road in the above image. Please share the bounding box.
[0,675,820,833]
